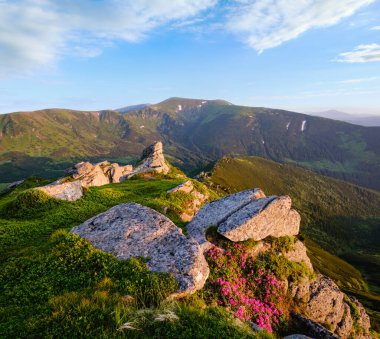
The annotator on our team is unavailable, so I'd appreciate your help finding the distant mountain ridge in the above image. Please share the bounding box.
[1,97,380,191]
[308,109,380,127]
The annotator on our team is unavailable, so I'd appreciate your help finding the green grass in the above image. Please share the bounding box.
[2,175,265,338]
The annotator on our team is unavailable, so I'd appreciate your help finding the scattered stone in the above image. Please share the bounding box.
[284,240,313,271]
[187,188,265,250]
[217,196,300,242]
[70,203,209,295]
[167,180,194,194]
[283,335,312,339]
[37,180,83,201]
[167,180,209,222]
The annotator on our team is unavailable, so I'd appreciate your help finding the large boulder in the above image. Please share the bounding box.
[36,180,83,201]
[305,275,346,331]
[218,195,300,242]
[187,188,265,250]
[70,203,209,296]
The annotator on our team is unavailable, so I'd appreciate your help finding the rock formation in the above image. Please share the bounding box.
[68,161,133,186]
[301,275,371,338]
[35,141,169,201]
[129,141,169,177]
[70,203,209,296]
[187,189,371,338]
[187,188,265,250]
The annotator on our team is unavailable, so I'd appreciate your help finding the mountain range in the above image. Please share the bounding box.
[308,110,380,127]
[1,97,380,191]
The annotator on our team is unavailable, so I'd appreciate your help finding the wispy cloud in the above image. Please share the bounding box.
[371,25,380,30]
[338,76,379,84]
[226,0,374,52]
[337,44,380,62]
[0,0,216,77]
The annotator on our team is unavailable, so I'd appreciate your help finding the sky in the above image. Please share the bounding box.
[0,0,380,115]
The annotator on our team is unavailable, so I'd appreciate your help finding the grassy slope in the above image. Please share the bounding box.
[1,176,269,338]
[208,156,380,327]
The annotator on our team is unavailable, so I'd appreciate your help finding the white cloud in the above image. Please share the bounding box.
[371,25,380,30]
[0,0,216,76]
[337,44,380,62]
[226,0,374,52]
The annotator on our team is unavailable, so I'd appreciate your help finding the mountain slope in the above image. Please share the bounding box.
[1,98,380,191]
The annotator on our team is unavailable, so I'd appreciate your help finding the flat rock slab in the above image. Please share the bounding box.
[70,203,209,295]
[186,188,265,250]
[217,195,300,241]
[37,180,83,201]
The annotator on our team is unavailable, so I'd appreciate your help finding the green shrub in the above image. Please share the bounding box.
[267,236,295,253]
[5,189,60,218]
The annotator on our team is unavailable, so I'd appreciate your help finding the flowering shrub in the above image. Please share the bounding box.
[206,243,286,333]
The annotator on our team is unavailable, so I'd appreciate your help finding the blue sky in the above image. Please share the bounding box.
[0,0,380,115]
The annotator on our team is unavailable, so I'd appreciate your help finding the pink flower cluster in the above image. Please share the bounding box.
[207,244,284,333]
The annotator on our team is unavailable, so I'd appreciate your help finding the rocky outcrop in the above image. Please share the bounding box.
[301,274,371,338]
[37,180,83,201]
[68,161,133,187]
[70,203,209,296]
[130,141,169,176]
[187,188,265,250]
[35,141,169,201]
[167,180,209,222]
[218,195,300,242]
